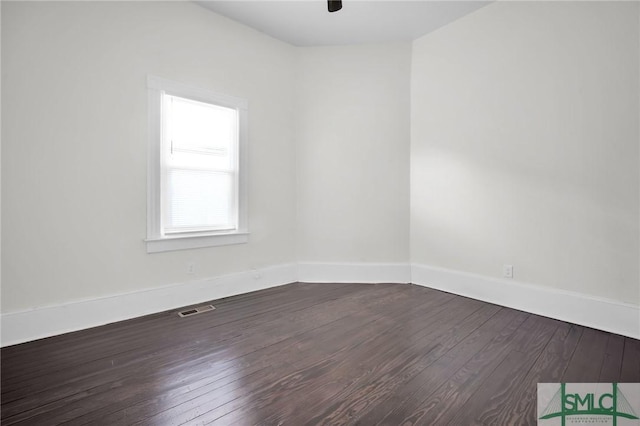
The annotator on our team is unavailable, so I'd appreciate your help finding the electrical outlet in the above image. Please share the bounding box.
[503,264,513,279]
[187,262,196,275]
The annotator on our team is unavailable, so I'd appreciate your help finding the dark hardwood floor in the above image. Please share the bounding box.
[1,282,639,425]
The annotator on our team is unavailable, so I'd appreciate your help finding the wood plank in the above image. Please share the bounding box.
[1,282,322,363]
[0,283,632,426]
[598,333,625,382]
[379,315,557,426]
[620,337,640,382]
[130,290,472,426]
[2,284,412,424]
[1,282,364,388]
[476,323,582,426]
[67,285,450,426]
[561,327,609,382]
[215,298,493,426]
[2,291,372,415]
[445,317,560,426]
[353,308,530,426]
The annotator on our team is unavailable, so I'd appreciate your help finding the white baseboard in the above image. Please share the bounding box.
[0,263,297,347]
[412,264,640,340]
[3,262,638,346]
[297,262,411,284]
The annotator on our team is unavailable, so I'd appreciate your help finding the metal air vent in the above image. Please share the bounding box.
[178,305,215,318]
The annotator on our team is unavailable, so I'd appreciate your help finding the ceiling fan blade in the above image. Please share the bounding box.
[328,0,342,13]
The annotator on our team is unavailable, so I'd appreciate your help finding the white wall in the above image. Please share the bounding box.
[295,43,411,264]
[411,1,640,305]
[1,1,298,313]
[3,0,639,344]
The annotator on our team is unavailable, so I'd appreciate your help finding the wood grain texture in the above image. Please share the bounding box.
[620,337,640,382]
[1,282,638,426]
[474,323,582,426]
[561,327,609,383]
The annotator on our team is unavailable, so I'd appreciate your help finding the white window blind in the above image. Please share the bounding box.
[162,94,239,234]
[146,75,248,253]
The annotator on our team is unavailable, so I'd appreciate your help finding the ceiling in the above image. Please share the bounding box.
[197,1,490,46]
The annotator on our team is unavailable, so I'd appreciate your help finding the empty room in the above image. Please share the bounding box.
[1,0,639,425]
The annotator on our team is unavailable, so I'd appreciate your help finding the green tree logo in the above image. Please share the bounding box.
[539,383,639,425]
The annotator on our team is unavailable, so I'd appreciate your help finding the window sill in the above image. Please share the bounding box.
[145,232,249,253]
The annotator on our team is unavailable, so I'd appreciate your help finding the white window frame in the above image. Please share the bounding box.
[146,75,249,253]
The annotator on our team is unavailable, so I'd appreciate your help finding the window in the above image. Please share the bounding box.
[146,76,248,253]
